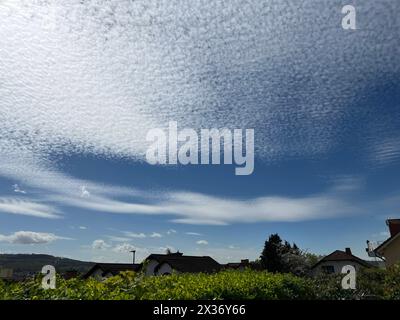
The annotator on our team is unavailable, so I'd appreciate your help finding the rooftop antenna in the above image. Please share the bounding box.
[130,250,136,264]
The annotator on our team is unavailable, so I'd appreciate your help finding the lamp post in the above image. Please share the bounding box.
[130,250,136,264]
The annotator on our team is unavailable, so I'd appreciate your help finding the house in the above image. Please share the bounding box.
[374,219,400,267]
[84,252,222,280]
[144,252,221,276]
[223,259,263,271]
[62,270,80,280]
[224,259,251,271]
[83,263,142,281]
[311,248,372,276]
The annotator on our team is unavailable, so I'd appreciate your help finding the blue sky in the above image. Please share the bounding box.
[0,0,399,263]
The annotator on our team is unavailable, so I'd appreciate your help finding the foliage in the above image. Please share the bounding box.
[260,234,287,272]
[0,270,316,300]
[2,265,400,300]
[312,264,400,300]
[260,234,317,275]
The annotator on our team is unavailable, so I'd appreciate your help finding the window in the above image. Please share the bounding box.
[321,265,335,274]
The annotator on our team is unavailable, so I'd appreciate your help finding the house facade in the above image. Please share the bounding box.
[374,219,400,267]
[84,252,222,279]
[144,252,221,275]
[311,248,372,276]
[84,263,141,281]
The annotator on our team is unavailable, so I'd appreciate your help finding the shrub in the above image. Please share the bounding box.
[0,270,315,300]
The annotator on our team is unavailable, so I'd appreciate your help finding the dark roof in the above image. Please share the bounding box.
[147,254,221,274]
[223,262,263,271]
[224,262,242,269]
[83,263,141,279]
[311,250,372,269]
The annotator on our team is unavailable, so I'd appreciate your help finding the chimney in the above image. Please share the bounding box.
[345,248,352,255]
[386,219,400,237]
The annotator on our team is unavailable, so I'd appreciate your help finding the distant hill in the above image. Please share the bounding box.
[0,254,95,278]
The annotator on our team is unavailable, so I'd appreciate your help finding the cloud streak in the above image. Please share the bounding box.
[0,197,60,219]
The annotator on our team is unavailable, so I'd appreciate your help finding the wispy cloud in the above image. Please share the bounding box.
[92,239,111,250]
[186,232,202,236]
[369,138,400,166]
[80,186,90,198]
[112,243,137,253]
[0,168,367,225]
[150,232,162,238]
[107,235,132,242]
[196,240,208,245]
[0,197,61,219]
[0,231,71,244]
[0,149,374,226]
[13,184,26,194]
[123,232,147,239]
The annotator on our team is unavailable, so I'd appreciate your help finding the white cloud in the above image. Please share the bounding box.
[0,156,367,225]
[186,232,202,236]
[123,232,147,238]
[92,239,110,250]
[46,185,361,225]
[112,243,136,253]
[191,246,260,264]
[196,240,209,245]
[166,229,177,235]
[161,191,358,225]
[0,0,397,177]
[369,138,400,166]
[380,231,390,237]
[372,231,390,238]
[0,0,397,228]
[0,231,70,244]
[150,232,162,238]
[80,186,90,198]
[79,226,87,230]
[107,235,132,242]
[158,246,177,254]
[0,197,60,219]
[13,184,26,194]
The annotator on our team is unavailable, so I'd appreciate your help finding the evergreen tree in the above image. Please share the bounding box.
[260,234,284,272]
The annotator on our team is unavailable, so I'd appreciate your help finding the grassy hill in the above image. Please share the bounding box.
[0,254,94,278]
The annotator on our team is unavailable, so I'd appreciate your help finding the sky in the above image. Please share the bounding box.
[0,0,399,264]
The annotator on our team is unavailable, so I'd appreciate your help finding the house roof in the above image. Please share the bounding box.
[83,263,141,278]
[311,250,372,269]
[148,253,221,274]
[374,232,400,255]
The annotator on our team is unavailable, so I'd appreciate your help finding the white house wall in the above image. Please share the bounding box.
[145,259,160,276]
[312,260,365,276]
[156,263,174,275]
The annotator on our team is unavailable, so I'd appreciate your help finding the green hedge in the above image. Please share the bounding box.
[1,266,400,300]
[0,270,315,300]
